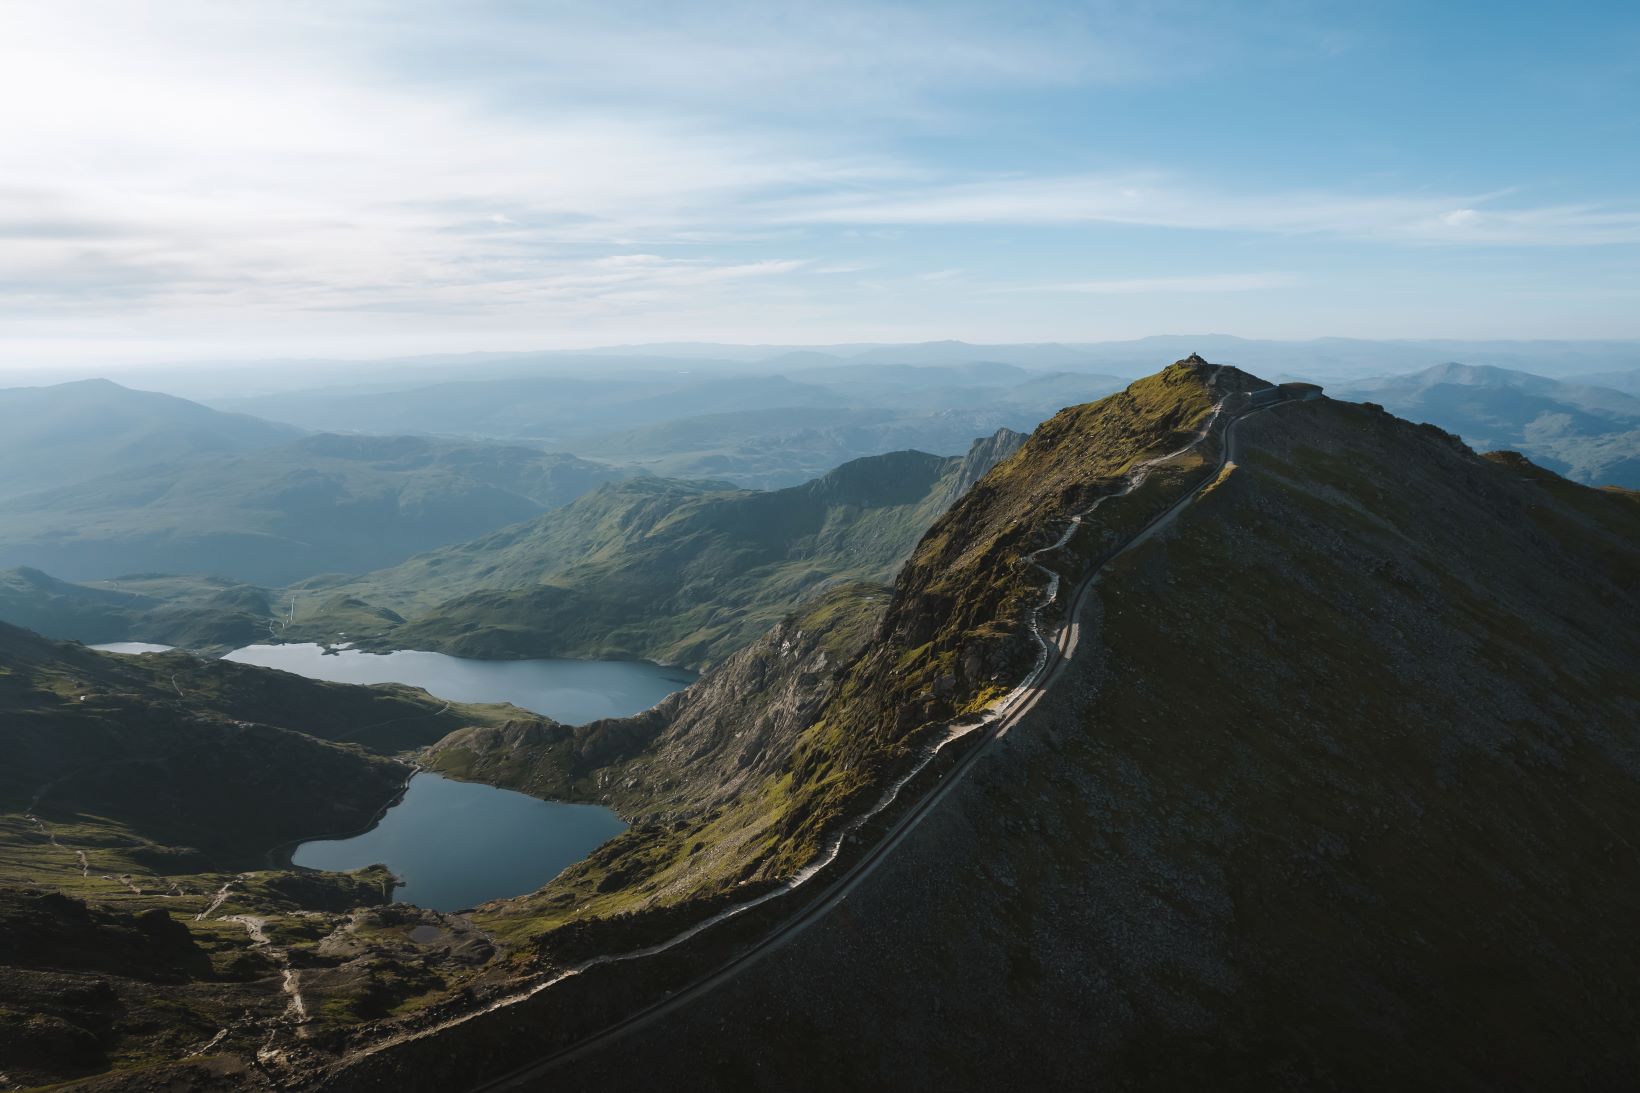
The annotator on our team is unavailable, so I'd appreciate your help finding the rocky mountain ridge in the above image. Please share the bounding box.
[359,357,1640,1091]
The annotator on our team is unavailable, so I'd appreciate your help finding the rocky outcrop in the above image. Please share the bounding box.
[936,426,1028,507]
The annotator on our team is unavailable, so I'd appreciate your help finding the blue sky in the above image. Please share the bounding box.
[2,0,1637,364]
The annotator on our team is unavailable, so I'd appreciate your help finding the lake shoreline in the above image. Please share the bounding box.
[221,642,694,724]
[288,771,627,911]
[226,642,680,906]
[263,760,421,873]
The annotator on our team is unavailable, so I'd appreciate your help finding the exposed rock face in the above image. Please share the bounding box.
[479,374,1640,1090]
[427,583,889,922]
[608,597,881,821]
[937,426,1028,507]
[429,584,886,819]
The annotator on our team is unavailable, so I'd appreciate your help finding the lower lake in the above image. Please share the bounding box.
[237,643,688,908]
[291,772,626,911]
[222,642,693,723]
[91,642,175,654]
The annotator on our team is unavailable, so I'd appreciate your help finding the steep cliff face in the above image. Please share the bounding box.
[936,425,1029,507]
[433,585,887,824]
[523,377,1640,1091]
[426,584,890,937]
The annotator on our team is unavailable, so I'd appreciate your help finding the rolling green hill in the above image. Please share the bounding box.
[288,429,1025,667]
[0,568,276,650]
[1337,361,1640,486]
[0,378,300,501]
[0,433,627,585]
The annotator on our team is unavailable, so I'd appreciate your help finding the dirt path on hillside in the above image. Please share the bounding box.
[225,912,311,1066]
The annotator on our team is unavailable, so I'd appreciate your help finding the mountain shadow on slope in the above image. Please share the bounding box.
[350,359,1640,1093]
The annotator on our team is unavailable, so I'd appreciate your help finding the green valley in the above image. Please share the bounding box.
[282,429,1025,667]
[0,433,627,586]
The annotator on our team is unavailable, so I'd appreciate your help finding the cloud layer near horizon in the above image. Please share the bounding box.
[2,1,1636,363]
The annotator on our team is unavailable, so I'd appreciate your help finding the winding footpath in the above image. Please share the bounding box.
[358,384,1289,1090]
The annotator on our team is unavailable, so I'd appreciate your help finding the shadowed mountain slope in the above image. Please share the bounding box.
[526,376,1640,1092]
[358,359,1640,1092]
[0,621,506,852]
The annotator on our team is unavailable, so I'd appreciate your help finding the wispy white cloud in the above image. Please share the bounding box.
[0,1,1635,361]
[774,174,1640,246]
[373,0,1191,121]
[0,3,870,326]
[987,273,1298,295]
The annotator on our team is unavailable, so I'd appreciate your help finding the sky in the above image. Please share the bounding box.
[2,0,1638,366]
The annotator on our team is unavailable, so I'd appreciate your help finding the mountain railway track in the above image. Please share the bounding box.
[423,381,1298,1091]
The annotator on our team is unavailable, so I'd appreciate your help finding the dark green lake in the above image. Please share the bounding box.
[291,772,626,911]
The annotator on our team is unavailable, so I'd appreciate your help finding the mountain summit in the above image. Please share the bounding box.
[374,358,1640,1091]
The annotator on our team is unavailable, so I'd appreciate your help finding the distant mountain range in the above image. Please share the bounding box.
[211,373,851,439]
[8,336,1634,402]
[1564,367,1640,394]
[566,367,1115,487]
[0,426,1024,664]
[206,364,1120,488]
[0,378,299,500]
[1337,362,1640,487]
[0,379,628,585]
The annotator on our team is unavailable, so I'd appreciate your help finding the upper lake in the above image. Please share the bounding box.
[222,643,693,723]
